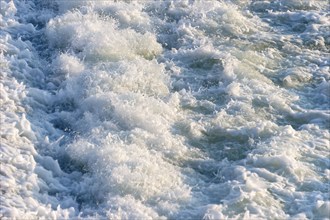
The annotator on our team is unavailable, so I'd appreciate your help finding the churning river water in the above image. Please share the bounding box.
[1,0,329,219]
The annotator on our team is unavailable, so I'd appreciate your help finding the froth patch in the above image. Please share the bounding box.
[46,11,162,62]
[193,1,264,37]
[52,53,85,77]
[66,131,192,215]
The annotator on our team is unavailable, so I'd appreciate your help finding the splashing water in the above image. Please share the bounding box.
[1,0,329,219]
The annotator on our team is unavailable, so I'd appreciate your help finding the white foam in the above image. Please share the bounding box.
[46,11,162,61]
[2,0,329,219]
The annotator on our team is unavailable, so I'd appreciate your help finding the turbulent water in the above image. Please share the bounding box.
[1,0,329,219]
